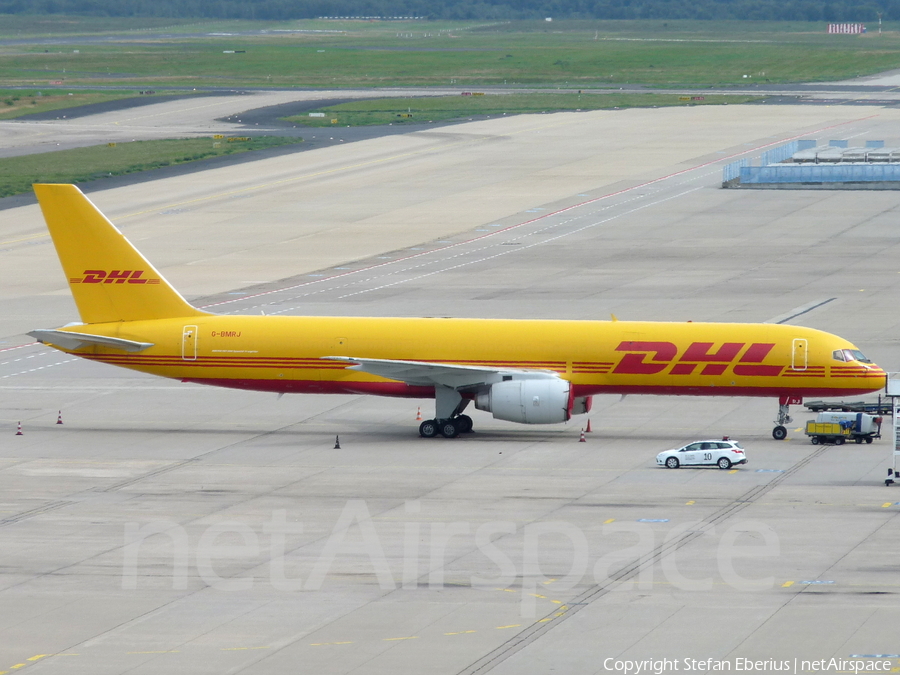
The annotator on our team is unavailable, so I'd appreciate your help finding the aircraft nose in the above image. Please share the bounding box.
[868,363,887,388]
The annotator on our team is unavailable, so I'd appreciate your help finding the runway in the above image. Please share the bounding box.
[0,88,460,158]
[5,80,900,160]
[1,101,900,674]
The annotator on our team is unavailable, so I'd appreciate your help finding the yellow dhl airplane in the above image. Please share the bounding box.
[28,184,886,440]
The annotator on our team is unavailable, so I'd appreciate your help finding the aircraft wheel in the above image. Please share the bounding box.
[440,419,460,439]
[419,420,438,438]
[772,426,787,441]
[456,415,474,433]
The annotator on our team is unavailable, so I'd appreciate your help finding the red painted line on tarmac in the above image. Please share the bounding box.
[190,113,877,311]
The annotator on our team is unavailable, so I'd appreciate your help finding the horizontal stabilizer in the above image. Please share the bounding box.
[322,356,559,389]
[29,329,154,353]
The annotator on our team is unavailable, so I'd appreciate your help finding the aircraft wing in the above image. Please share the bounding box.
[28,329,154,353]
[322,356,559,389]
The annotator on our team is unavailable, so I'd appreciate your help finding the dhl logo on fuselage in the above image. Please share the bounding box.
[614,341,785,377]
[69,270,160,285]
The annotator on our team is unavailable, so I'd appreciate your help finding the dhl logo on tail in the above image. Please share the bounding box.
[70,270,160,285]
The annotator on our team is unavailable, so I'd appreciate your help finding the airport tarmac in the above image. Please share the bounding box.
[1,102,900,674]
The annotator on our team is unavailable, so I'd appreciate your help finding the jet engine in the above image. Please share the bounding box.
[475,378,585,424]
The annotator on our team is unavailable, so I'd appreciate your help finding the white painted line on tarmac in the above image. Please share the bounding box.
[0,358,79,379]
[0,343,39,354]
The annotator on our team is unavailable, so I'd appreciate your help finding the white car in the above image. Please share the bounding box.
[656,438,748,470]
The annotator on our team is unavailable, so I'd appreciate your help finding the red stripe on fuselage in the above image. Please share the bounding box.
[179,378,879,399]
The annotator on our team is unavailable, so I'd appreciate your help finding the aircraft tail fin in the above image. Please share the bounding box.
[33,184,205,324]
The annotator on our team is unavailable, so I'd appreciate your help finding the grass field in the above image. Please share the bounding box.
[286,92,763,126]
[2,18,900,89]
[0,136,302,198]
[0,16,231,37]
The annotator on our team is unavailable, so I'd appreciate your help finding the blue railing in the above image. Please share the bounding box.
[722,158,749,183]
[760,141,799,167]
[739,163,900,184]
[723,139,894,186]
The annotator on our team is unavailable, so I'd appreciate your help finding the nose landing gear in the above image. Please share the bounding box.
[773,395,801,441]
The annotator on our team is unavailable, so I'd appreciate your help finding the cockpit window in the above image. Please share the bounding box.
[833,349,871,363]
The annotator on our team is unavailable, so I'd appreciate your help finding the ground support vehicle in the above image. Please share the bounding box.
[805,412,882,445]
[805,398,892,415]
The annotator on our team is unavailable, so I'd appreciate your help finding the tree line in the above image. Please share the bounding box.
[0,0,893,22]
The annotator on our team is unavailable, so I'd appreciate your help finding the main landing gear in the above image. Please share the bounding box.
[419,414,474,439]
[772,395,800,441]
[419,385,475,439]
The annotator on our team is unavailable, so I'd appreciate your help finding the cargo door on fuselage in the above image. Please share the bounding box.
[792,338,808,371]
[182,325,198,361]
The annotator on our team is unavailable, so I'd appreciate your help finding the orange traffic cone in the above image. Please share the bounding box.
[579,429,586,442]
[56,410,63,425]
[16,421,23,436]
[585,418,592,433]
[416,406,422,421]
